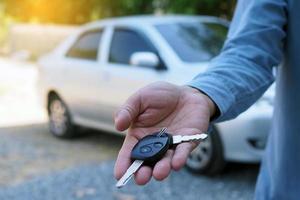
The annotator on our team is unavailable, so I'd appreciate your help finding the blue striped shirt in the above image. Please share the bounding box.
[189,0,300,199]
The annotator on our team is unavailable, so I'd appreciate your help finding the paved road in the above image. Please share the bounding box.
[0,57,259,199]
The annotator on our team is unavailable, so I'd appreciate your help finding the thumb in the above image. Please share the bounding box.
[114,93,141,131]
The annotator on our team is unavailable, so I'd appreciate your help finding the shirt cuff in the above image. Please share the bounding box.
[187,74,236,123]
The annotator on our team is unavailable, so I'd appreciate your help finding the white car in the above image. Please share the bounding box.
[38,15,274,174]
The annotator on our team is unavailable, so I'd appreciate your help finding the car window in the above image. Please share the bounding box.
[109,28,157,65]
[66,29,102,61]
[156,22,228,63]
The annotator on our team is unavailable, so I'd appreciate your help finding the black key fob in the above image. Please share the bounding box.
[131,132,173,164]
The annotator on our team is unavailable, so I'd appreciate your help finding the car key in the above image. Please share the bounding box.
[116,128,208,188]
[115,128,168,188]
[130,129,172,164]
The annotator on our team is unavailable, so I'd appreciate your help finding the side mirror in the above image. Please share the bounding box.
[130,52,159,69]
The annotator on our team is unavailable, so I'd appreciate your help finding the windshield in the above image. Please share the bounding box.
[155,21,228,63]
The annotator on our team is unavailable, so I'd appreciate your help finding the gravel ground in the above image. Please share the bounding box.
[0,161,258,200]
[0,124,123,186]
[0,121,259,200]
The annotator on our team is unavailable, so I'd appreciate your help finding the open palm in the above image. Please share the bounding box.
[114,82,215,185]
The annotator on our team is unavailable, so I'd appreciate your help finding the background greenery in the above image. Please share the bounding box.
[1,0,236,25]
[0,0,236,50]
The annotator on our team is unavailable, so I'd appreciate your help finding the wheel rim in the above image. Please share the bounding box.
[186,135,213,170]
[49,99,68,136]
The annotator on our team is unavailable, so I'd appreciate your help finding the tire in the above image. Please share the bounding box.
[47,94,77,138]
[185,127,226,175]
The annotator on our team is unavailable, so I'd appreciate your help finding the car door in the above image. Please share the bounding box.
[61,28,108,124]
[100,27,169,114]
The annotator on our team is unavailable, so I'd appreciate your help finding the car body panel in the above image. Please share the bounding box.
[218,103,273,162]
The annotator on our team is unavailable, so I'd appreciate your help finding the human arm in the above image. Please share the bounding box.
[189,0,287,122]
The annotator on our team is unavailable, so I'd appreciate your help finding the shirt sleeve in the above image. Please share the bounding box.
[188,0,287,122]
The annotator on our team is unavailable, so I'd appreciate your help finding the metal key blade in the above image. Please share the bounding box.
[157,127,167,137]
[116,160,144,188]
[172,133,208,144]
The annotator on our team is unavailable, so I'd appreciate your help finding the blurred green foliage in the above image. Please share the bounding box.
[2,0,236,25]
[0,0,236,47]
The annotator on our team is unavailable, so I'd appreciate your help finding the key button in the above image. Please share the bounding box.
[140,145,152,154]
[154,142,163,148]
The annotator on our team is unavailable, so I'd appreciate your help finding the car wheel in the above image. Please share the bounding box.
[47,94,77,138]
[185,127,225,175]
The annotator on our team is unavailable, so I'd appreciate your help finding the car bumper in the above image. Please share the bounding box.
[216,103,273,163]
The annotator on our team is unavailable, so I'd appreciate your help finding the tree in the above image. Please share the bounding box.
[3,0,236,25]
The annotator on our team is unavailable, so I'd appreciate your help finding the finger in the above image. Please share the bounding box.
[171,142,195,171]
[114,93,141,131]
[114,135,138,180]
[134,166,152,185]
[153,150,174,181]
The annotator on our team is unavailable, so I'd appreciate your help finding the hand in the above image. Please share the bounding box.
[114,82,216,185]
